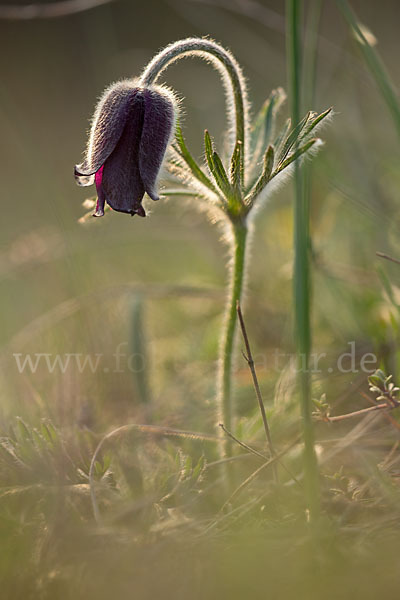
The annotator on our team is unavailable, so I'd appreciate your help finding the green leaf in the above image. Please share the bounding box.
[204,130,232,200]
[102,452,112,472]
[94,460,104,477]
[40,422,58,444]
[230,140,243,190]
[246,145,275,205]
[300,107,332,140]
[182,455,192,478]
[274,118,292,158]
[272,138,318,177]
[212,151,232,198]
[251,88,286,158]
[277,111,311,165]
[192,455,205,481]
[263,145,275,180]
[15,418,32,442]
[173,124,218,194]
[204,130,215,174]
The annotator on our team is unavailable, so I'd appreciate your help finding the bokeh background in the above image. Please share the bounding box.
[2,1,400,598]
[2,0,400,428]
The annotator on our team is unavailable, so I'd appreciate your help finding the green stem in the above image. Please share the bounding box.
[219,220,248,456]
[303,0,323,109]
[287,0,320,520]
[139,38,248,163]
[303,0,324,248]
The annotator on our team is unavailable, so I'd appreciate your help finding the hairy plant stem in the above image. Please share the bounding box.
[219,220,248,456]
[140,39,249,458]
[139,38,248,162]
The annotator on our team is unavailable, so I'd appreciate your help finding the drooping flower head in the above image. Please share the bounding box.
[75,80,177,217]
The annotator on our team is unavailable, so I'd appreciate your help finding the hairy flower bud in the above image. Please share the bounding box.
[75,80,177,217]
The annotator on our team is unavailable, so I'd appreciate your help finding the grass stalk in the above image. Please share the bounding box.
[302,0,323,292]
[336,0,400,141]
[303,0,323,109]
[286,0,320,520]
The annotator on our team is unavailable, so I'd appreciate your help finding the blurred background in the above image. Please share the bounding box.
[2,1,400,597]
[2,0,400,429]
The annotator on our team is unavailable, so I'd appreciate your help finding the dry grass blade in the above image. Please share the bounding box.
[218,438,301,515]
[236,301,278,481]
[376,252,400,266]
[219,423,267,460]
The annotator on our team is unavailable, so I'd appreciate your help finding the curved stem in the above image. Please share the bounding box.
[218,220,248,456]
[140,38,250,460]
[139,38,249,166]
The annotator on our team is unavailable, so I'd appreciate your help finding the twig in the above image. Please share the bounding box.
[376,252,400,266]
[219,438,301,514]
[323,402,397,422]
[219,423,267,460]
[236,301,278,482]
[219,423,301,487]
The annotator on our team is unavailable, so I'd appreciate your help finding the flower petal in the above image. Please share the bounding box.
[101,93,146,215]
[74,166,94,187]
[139,88,175,201]
[75,81,141,186]
[93,167,106,217]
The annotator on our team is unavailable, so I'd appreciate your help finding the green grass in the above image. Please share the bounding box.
[287,0,320,521]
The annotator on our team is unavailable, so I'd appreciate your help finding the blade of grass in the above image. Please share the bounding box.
[303,0,324,109]
[301,3,325,406]
[336,0,400,140]
[286,0,320,521]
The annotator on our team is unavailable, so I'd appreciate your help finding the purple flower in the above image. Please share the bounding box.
[75,81,177,217]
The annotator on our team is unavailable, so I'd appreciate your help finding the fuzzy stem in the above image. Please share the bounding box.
[219,220,248,456]
[139,38,248,165]
[140,39,250,459]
